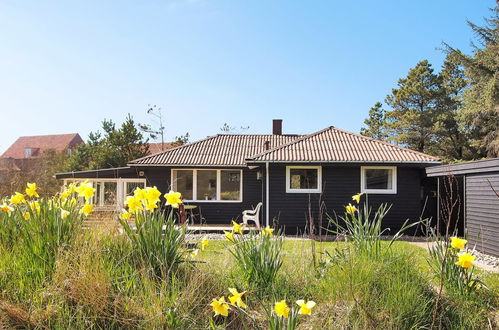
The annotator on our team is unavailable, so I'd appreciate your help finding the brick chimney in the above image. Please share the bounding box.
[272,119,282,135]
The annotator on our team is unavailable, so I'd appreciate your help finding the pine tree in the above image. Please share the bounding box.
[360,102,388,140]
[384,60,443,152]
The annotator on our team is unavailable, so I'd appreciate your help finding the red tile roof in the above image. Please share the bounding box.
[247,127,440,163]
[130,134,302,166]
[147,142,181,155]
[1,133,83,159]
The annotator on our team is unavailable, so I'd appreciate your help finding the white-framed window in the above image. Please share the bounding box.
[286,166,322,193]
[360,166,397,194]
[62,178,147,209]
[171,169,243,202]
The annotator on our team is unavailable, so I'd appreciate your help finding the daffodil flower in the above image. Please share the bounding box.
[145,186,161,203]
[61,209,70,219]
[23,212,30,220]
[345,203,357,215]
[232,220,243,234]
[352,193,363,204]
[29,201,40,214]
[450,237,467,250]
[10,192,25,205]
[210,296,230,317]
[164,190,182,208]
[274,300,290,318]
[79,203,94,217]
[228,288,247,308]
[25,183,39,198]
[455,252,476,268]
[224,231,235,242]
[200,238,209,250]
[134,188,148,201]
[125,196,143,213]
[0,204,14,215]
[296,300,316,315]
[75,181,95,201]
[261,226,274,237]
[144,200,158,212]
[190,248,199,258]
[120,211,132,220]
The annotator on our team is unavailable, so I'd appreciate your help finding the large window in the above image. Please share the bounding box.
[286,166,322,193]
[171,169,242,202]
[361,166,397,194]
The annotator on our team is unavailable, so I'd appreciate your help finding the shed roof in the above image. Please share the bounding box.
[246,127,440,164]
[1,133,83,159]
[426,158,499,177]
[129,134,302,167]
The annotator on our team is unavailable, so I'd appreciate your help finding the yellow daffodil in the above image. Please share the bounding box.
[210,296,230,317]
[164,190,182,208]
[80,203,94,217]
[60,209,70,219]
[455,252,476,269]
[450,237,467,250]
[144,200,158,212]
[60,189,71,200]
[274,300,290,318]
[134,188,148,200]
[0,204,14,215]
[68,197,78,207]
[345,203,357,215]
[23,212,30,220]
[228,288,247,308]
[25,183,39,198]
[145,186,161,203]
[296,300,316,315]
[232,220,243,234]
[224,231,235,242]
[200,238,209,250]
[125,196,143,213]
[29,201,40,214]
[261,226,274,237]
[190,248,199,258]
[75,181,95,201]
[352,193,363,204]
[120,211,132,220]
[10,192,25,205]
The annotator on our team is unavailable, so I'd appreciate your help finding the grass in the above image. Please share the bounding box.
[1,229,497,329]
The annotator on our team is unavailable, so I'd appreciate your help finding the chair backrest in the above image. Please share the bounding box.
[254,202,263,215]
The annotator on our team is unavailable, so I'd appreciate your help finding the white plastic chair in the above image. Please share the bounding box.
[242,202,262,229]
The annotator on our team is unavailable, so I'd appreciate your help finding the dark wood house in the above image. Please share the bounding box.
[426,159,499,257]
[56,120,441,233]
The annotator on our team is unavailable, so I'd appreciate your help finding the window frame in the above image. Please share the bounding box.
[360,166,397,194]
[171,169,243,203]
[285,166,322,193]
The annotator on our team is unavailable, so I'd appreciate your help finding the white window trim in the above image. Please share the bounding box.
[171,169,243,203]
[285,166,322,193]
[360,166,397,194]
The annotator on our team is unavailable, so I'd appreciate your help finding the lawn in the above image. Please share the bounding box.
[0,183,498,329]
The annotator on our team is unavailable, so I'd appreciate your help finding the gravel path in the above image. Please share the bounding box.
[408,241,499,273]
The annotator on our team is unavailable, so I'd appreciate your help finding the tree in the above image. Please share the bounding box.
[384,60,443,152]
[220,123,250,133]
[445,6,499,157]
[360,102,388,140]
[139,104,168,151]
[174,133,190,145]
[65,114,149,171]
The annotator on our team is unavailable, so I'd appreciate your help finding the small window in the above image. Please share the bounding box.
[24,148,32,158]
[361,166,397,194]
[197,170,217,200]
[286,166,322,193]
[221,170,241,200]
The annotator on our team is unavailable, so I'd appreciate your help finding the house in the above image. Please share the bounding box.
[426,158,499,257]
[55,120,441,233]
[0,133,83,181]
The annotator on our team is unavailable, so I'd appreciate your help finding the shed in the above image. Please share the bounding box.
[426,158,499,257]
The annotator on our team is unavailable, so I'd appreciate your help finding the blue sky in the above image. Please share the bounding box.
[0,0,494,153]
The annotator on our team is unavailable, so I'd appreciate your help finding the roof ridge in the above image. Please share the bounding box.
[128,134,219,164]
[17,133,80,138]
[246,126,334,160]
[329,127,440,160]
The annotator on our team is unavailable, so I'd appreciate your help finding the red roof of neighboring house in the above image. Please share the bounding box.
[147,142,180,155]
[1,133,83,159]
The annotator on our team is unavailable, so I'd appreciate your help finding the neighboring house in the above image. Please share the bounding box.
[426,158,499,257]
[55,120,441,233]
[0,133,83,177]
[147,142,181,155]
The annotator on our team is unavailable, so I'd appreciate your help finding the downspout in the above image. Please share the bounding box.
[266,161,270,227]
